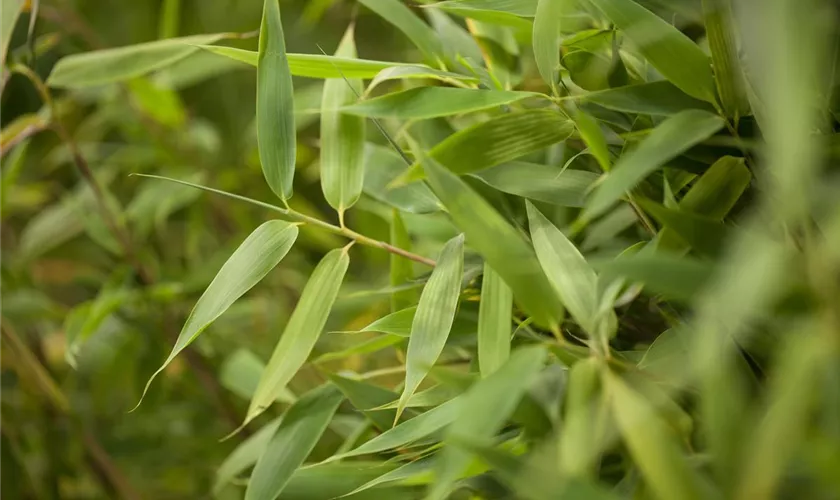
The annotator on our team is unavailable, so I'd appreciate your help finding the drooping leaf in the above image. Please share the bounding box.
[421,154,564,328]
[343,87,539,120]
[46,34,227,88]
[574,110,611,171]
[390,210,418,311]
[527,202,606,339]
[587,0,716,102]
[136,220,298,405]
[477,262,513,377]
[327,374,414,431]
[320,26,366,216]
[314,334,403,364]
[214,418,283,495]
[366,65,478,94]
[581,81,716,116]
[428,346,547,499]
[397,234,465,421]
[246,247,349,424]
[257,0,296,201]
[358,0,445,65]
[246,384,344,500]
[585,110,725,218]
[471,161,599,207]
[533,0,568,91]
[702,0,749,118]
[398,109,575,183]
[200,45,415,78]
[329,397,463,461]
[606,372,707,500]
[558,356,604,477]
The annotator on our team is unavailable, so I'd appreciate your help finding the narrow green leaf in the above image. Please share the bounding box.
[366,65,478,94]
[434,0,536,28]
[199,45,414,78]
[344,88,538,120]
[329,397,463,461]
[559,357,604,476]
[280,462,400,500]
[363,144,440,214]
[422,155,564,328]
[328,374,417,431]
[136,220,298,406]
[533,0,567,91]
[527,202,604,338]
[396,234,465,421]
[702,0,749,118]
[214,418,283,495]
[477,263,513,377]
[390,210,418,311]
[574,110,611,171]
[353,306,417,337]
[639,199,728,257]
[399,109,574,183]
[586,0,715,102]
[46,34,226,88]
[342,458,434,498]
[357,0,445,65]
[246,247,349,424]
[314,335,403,364]
[471,161,598,207]
[582,81,716,116]
[428,346,548,500]
[594,253,714,302]
[220,349,296,403]
[585,110,725,218]
[320,26,365,215]
[246,385,344,500]
[1,0,24,67]
[607,373,705,500]
[257,0,295,201]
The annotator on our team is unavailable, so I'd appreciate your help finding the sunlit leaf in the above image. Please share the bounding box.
[366,65,478,94]
[344,87,539,120]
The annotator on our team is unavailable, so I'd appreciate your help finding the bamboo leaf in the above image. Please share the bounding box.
[257,0,296,201]
[396,234,465,421]
[246,384,344,500]
[320,26,365,216]
[246,247,349,424]
[639,198,728,257]
[199,45,416,78]
[606,372,706,500]
[477,263,513,377]
[357,0,445,65]
[471,161,599,207]
[363,144,440,214]
[527,202,607,339]
[428,346,548,500]
[366,65,478,94]
[327,374,414,431]
[586,0,716,102]
[136,220,298,406]
[574,110,611,171]
[46,34,227,88]
[702,0,749,118]
[594,253,714,302]
[422,154,564,328]
[1,0,24,67]
[582,81,716,116]
[533,0,568,91]
[398,109,575,184]
[343,87,539,120]
[585,110,725,219]
[214,418,283,495]
[390,210,418,311]
[329,397,463,461]
[280,462,400,500]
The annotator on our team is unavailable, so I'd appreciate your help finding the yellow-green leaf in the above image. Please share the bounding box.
[582,81,716,116]
[575,110,611,171]
[358,0,445,65]
[246,247,349,424]
[396,234,465,421]
[587,0,716,102]
[136,220,298,406]
[343,87,539,120]
[477,263,512,377]
[257,0,295,201]
[702,0,749,118]
[533,0,569,91]
[320,26,365,216]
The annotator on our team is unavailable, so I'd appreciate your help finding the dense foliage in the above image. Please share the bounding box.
[2,0,840,499]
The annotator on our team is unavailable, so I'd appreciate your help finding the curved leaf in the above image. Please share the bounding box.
[581,81,716,116]
[344,88,538,120]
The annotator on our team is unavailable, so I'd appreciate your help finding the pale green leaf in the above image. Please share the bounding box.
[246,385,344,500]
[428,346,548,500]
[390,210,418,311]
[46,34,226,88]
[314,334,403,364]
[594,253,714,302]
[586,0,716,102]
[471,161,598,207]
[136,220,298,405]
[280,462,401,500]
[327,374,413,431]
[434,0,537,28]
[320,26,365,215]
[246,247,349,424]
[702,0,749,118]
[363,144,440,214]
[366,65,478,94]
[358,0,445,65]
[533,0,568,91]
[581,81,716,116]
[477,263,513,377]
[585,110,725,218]
[422,154,564,328]
[220,349,296,403]
[257,0,296,201]
[214,418,283,495]
[397,234,465,421]
[342,458,434,498]
[1,0,24,66]
[575,110,611,171]
[343,88,539,120]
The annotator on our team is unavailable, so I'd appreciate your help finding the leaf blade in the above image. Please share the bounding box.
[343,87,539,120]
[477,262,513,378]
